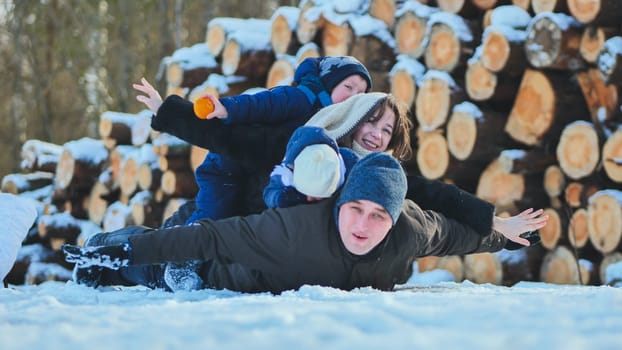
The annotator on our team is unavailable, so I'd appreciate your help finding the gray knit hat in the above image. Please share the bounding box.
[335,152,407,225]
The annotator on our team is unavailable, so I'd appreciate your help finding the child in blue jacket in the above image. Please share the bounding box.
[134,56,372,224]
[263,126,359,208]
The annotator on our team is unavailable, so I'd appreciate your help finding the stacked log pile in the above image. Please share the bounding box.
[3,0,621,288]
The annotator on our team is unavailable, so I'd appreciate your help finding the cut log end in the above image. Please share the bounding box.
[390,70,416,107]
[602,130,622,182]
[465,60,497,101]
[569,208,589,248]
[415,77,451,130]
[270,14,293,55]
[221,40,241,76]
[568,0,602,24]
[416,132,450,180]
[447,110,477,161]
[476,159,525,209]
[587,191,622,254]
[481,31,511,73]
[464,253,502,285]
[544,165,566,198]
[395,13,427,58]
[540,208,562,250]
[425,24,461,72]
[266,58,295,89]
[556,122,600,180]
[540,246,580,285]
[580,26,605,63]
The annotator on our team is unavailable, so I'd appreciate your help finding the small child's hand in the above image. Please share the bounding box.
[133,78,163,114]
[194,94,227,120]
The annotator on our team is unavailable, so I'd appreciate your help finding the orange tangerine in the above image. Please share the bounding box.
[193,96,215,119]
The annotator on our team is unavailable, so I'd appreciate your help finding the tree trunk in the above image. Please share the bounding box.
[531,0,570,14]
[369,0,397,28]
[20,140,63,174]
[266,55,296,89]
[270,6,301,56]
[55,139,108,191]
[498,148,557,175]
[480,25,527,76]
[221,32,274,82]
[103,201,133,232]
[130,190,165,228]
[587,189,622,254]
[539,207,567,250]
[556,121,601,180]
[424,12,476,73]
[160,169,198,197]
[394,4,434,59]
[415,71,466,131]
[602,128,622,183]
[597,36,622,87]
[524,12,585,70]
[579,26,618,64]
[568,0,622,27]
[389,57,425,109]
[446,102,509,164]
[505,69,590,146]
[206,17,271,57]
[574,68,619,130]
[137,162,163,192]
[544,164,566,199]
[321,20,353,57]
[465,59,521,105]
[464,252,503,285]
[295,1,325,45]
[540,245,581,285]
[1,171,54,194]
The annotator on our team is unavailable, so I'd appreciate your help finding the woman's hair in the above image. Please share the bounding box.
[369,95,413,161]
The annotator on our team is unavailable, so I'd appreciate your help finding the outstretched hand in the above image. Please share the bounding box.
[62,243,131,270]
[133,77,163,114]
[493,208,549,247]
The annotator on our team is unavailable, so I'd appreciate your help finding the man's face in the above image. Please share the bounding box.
[338,199,393,255]
[330,74,368,104]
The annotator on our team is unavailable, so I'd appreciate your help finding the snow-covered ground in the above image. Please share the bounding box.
[1,276,621,350]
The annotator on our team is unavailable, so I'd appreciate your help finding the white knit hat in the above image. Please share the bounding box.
[293,144,342,198]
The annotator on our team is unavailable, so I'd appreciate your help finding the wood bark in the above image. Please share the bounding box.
[575,68,619,130]
[437,0,491,18]
[165,62,220,90]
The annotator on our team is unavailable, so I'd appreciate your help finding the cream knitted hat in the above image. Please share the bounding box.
[293,144,343,198]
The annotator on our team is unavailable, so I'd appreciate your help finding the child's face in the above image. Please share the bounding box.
[330,75,368,104]
[352,107,395,153]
